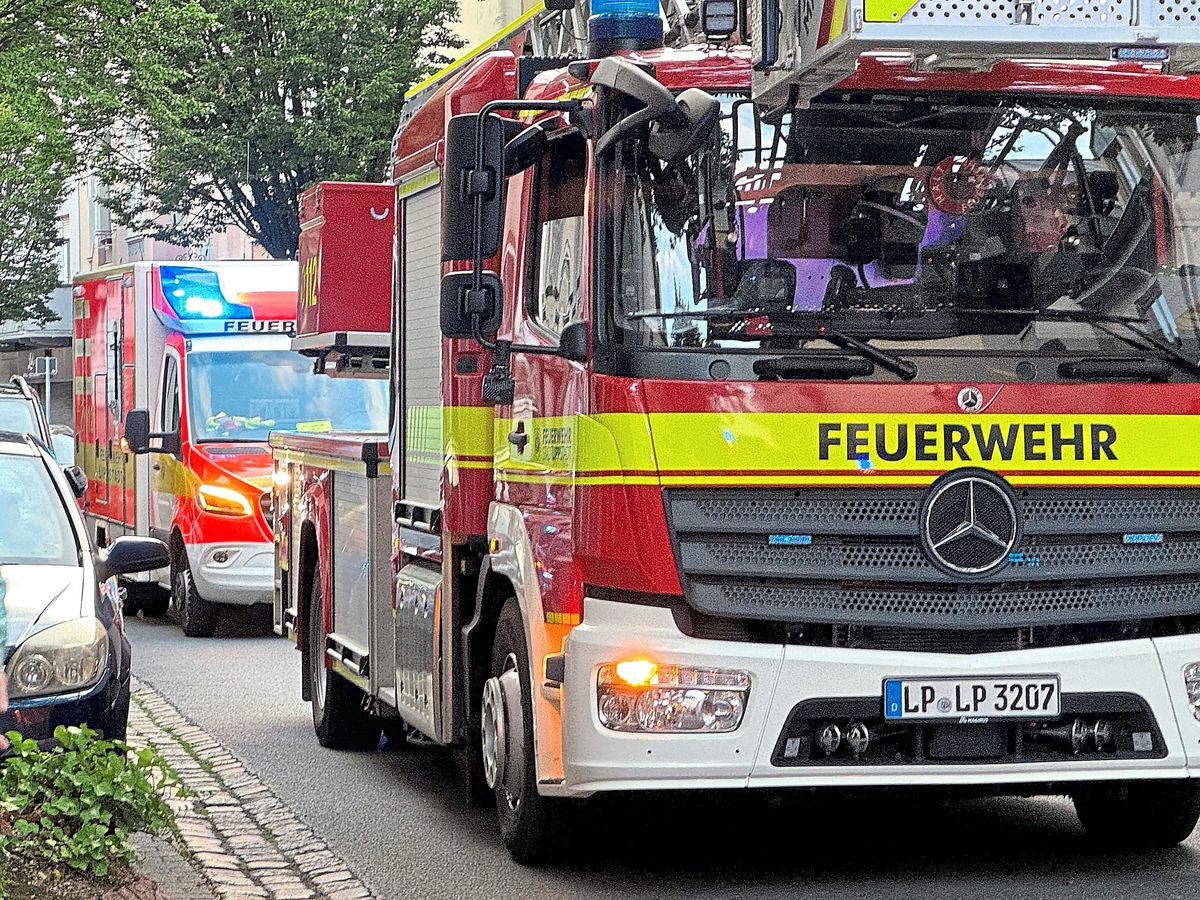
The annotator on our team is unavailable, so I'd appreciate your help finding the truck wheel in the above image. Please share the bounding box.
[172,550,218,638]
[306,573,380,750]
[483,598,567,865]
[1074,780,1200,848]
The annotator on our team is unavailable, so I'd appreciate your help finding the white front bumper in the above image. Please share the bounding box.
[185,542,273,607]
[560,598,1200,795]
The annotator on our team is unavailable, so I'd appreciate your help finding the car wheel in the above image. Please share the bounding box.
[306,572,379,750]
[171,549,217,638]
[1074,780,1200,848]
[484,598,568,865]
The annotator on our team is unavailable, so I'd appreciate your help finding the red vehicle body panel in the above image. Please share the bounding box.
[298,183,395,337]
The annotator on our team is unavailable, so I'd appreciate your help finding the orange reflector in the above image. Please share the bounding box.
[615,659,658,687]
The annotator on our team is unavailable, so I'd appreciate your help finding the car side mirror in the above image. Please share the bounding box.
[97,536,170,581]
[124,408,181,456]
[63,465,88,499]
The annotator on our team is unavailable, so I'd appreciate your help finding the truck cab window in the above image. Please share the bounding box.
[528,131,587,337]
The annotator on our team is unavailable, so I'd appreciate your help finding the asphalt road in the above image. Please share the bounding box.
[126,612,1200,900]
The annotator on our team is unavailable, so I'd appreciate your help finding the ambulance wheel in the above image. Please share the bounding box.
[125,582,169,618]
[484,598,567,865]
[1074,780,1200,849]
[172,550,217,638]
[306,573,380,751]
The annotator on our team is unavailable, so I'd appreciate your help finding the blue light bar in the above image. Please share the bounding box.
[588,0,664,50]
[159,266,253,321]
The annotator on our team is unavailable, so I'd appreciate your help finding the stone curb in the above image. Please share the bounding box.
[126,677,379,900]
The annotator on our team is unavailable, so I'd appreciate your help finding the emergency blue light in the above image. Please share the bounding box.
[159,266,253,321]
[588,0,664,52]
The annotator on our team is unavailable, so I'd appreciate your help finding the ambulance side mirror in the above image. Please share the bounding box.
[124,409,181,456]
[442,113,506,263]
[125,409,151,453]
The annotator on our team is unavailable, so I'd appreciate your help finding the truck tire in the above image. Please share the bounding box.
[1074,780,1200,848]
[306,573,380,750]
[172,550,218,638]
[484,598,568,865]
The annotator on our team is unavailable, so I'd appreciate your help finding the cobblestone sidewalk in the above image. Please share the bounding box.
[127,678,379,900]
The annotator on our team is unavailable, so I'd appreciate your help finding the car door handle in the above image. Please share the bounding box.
[152,463,161,471]
[507,430,528,451]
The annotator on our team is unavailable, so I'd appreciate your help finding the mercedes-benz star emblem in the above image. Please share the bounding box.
[957,386,984,412]
[920,469,1020,577]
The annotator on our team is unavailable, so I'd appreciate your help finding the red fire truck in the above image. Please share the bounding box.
[271,0,1200,862]
[74,261,387,636]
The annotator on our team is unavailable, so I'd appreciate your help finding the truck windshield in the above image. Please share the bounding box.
[187,350,389,442]
[604,90,1200,379]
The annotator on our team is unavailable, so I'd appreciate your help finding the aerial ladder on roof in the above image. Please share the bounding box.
[749,0,1200,104]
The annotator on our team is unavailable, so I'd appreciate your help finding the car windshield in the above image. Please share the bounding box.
[0,398,41,438]
[605,90,1200,378]
[0,453,77,566]
[187,350,389,442]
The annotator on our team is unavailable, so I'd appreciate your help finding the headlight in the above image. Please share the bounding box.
[196,483,253,516]
[1183,662,1200,721]
[596,661,750,733]
[7,618,109,699]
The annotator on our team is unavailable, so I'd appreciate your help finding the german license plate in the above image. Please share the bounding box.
[883,676,1060,721]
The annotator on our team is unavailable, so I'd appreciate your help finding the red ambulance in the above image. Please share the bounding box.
[74,261,387,636]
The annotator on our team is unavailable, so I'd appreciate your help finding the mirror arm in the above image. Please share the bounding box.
[465,97,585,403]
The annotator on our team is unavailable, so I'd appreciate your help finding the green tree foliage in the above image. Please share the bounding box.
[79,0,460,259]
[0,51,73,325]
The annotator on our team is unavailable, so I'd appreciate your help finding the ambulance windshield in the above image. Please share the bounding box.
[186,350,389,442]
[605,90,1200,379]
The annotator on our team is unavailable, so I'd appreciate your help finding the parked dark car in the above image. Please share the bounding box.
[0,432,167,747]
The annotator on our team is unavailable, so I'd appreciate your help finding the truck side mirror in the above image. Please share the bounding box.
[124,408,181,456]
[442,113,506,262]
[591,58,720,162]
[440,271,503,339]
[557,321,589,362]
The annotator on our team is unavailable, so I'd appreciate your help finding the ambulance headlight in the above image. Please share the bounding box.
[196,483,253,517]
[596,662,750,733]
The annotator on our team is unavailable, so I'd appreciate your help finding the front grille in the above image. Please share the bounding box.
[666,487,1200,640]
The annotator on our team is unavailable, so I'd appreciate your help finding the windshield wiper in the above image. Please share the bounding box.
[807,324,918,381]
[957,307,1200,379]
[754,356,875,380]
[626,308,920,381]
